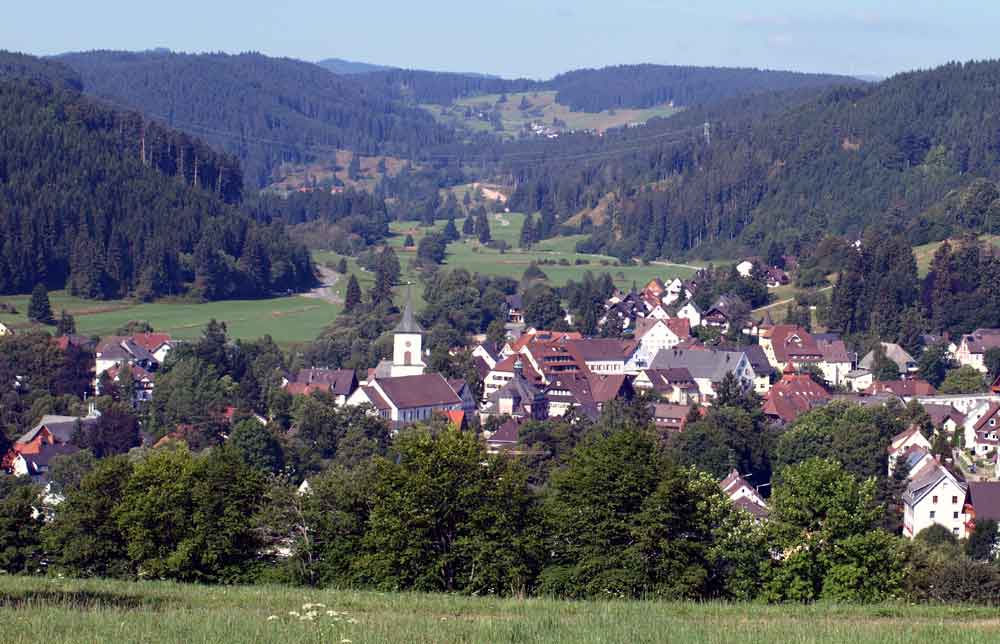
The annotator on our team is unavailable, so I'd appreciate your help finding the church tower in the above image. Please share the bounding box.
[391,285,425,377]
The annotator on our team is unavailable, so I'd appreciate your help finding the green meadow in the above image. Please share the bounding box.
[0,575,996,644]
[0,291,340,346]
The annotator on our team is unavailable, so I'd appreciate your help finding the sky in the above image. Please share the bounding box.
[3,1,996,79]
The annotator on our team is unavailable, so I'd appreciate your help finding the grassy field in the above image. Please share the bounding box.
[1,575,998,644]
[0,291,340,346]
[913,234,1000,277]
[424,90,681,139]
[386,213,701,290]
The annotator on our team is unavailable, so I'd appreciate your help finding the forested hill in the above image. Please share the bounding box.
[351,64,857,109]
[316,57,395,75]
[547,64,862,112]
[57,50,457,187]
[0,54,313,300]
[510,60,1000,260]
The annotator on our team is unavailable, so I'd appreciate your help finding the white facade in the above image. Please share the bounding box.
[736,260,754,278]
[903,472,968,539]
[675,302,702,328]
[391,330,425,377]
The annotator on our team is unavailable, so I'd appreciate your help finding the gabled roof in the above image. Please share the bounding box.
[18,443,81,473]
[738,344,774,377]
[17,414,99,445]
[487,418,522,445]
[733,496,770,519]
[491,354,544,383]
[588,373,631,404]
[373,373,461,409]
[973,403,1000,432]
[130,332,173,353]
[762,370,830,423]
[903,464,966,507]
[768,325,823,363]
[968,482,1000,522]
[649,347,748,383]
[563,338,635,362]
[507,329,582,353]
[923,403,966,428]
[652,403,693,431]
[961,328,1000,354]
[359,386,391,411]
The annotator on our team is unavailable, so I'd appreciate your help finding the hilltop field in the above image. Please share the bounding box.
[423,90,681,139]
[0,575,997,644]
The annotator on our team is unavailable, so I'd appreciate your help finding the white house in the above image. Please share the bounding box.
[345,373,464,427]
[902,465,969,539]
[967,403,1000,457]
[0,320,13,336]
[736,260,755,278]
[887,425,932,475]
[675,300,702,328]
[954,329,1000,373]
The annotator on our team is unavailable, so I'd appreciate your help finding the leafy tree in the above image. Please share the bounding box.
[47,450,98,496]
[73,406,141,458]
[869,343,901,381]
[986,348,1000,380]
[43,457,134,578]
[0,477,44,574]
[229,419,283,473]
[148,357,228,438]
[523,283,564,329]
[967,519,999,561]
[358,427,541,595]
[939,366,986,394]
[343,274,362,313]
[28,283,54,324]
[55,310,76,336]
[417,233,448,265]
[918,343,953,387]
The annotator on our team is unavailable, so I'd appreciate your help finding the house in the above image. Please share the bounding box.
[843,368,874,392]
[702,294,744,331]
[94,336,160,376]
[286,368,358,405]
[0,320,13,336]
[344,373,463,427]
[955,329,1000,373]
[649,347,755,400]
[887,425,933,475]
[544,372,600,419]
[892,445,936,480]
[2,410,99,476]
[765,267,790,288]
[628,318,692,372]
[104,364,156,404]
[762,364,831,424]
[8,443,80,481]
[587,373,633,410]
[923,404,967,434]
[902,464,968,539]
[642,278,667,300]
[759,325,854,387]
[501,329,582,358]
[485,417,523,453]
[564,338,636,375]
[662,278,691,306]
[813,334,855,387]
[129,332,175,364]
[719,468,769,520]
[737,344,774,394]
[506,294,524,325]
[968,403,1000,456]
[651,403,694,433]
[736,260,755,278]
[481,359,548,420]
[860,342,918,375]
[675,300,702,328]
[965,482,1000,529]
[864,379,938,398]
[471,342,501,370]
[483,354,544,397]
[633,368,700,405]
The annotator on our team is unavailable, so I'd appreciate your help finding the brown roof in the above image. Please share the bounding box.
[923,403,966,428]
[130,332,172,352]
[360,386,391,411]
[763,371,830,423]
[507,330,582,353]
[293,368,357,395]
[652,403,692,431]
[588,373,631,404]
[733,496,770,519]
[563,338,635,362]
[969,482,1000,522]
[373,374,462,409]
[492,355,544,383]
[768,325,823,363]
[962,329,1000,355]
[973,404,1000,432]
[864,379,938,397]
[487,418,522,445]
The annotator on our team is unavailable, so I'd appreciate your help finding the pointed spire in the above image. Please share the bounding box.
[394,283,423,334]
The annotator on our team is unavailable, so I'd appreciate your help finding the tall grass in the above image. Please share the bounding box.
[1,575,997,643]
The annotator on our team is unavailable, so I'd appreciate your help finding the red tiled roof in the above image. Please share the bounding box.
[130,332,172,352]
[507,330,583,353]
[488,418,522,445]
[974,404,1000,433]
[492,355,544,383]
[763,371,830,423]
[768,325,823,363]
[285,382,331,396]
[588,373,630,404]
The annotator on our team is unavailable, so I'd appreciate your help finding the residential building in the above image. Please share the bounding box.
[860,342,918,375]
[759,325,854,387]
[887,425,933,475]
[564,338,636,375]
[702,295,744,331]
[965,482,1000,531]
[736,260,755,278]
[864,379,938,398]
[94,336,160,376]
[922,404,967,434]
[483,354,544,397]
[481,359,548,420]
[285,368,358,405]
[506,294,524,325]
[968,403,1000,456]
[485,418,523,453]
[649,347,755,400]
[719,468,769,520]
[843,368,874,392]
[0,320,13,336]
[628,317,692,372]
[762,364,831,424]
[2,410,99,477]
[955,329,1000,373]
[675,300,702,328]
[633,368,700,405]
[738,344,774,394]
[902,464,969,539]
[651,402,694,433]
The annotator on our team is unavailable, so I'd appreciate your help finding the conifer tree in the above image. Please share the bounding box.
[476,212,492,244]
[462,216,474,236]
[442,217,460,242]
[56,310,76,336]
[28,284,54,324]
[344,274,362,313]
[335,258,348,274]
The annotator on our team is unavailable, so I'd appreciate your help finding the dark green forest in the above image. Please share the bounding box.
[0,54,313,300]
[508,60,1000,260]
[58,50,458,187]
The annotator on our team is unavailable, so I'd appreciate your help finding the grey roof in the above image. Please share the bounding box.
[650,347,749,383]
[394,285,423,334]
[18,414,98,445]
[738,344,774,376]
[903,464,966,507]
[860,342,915,372]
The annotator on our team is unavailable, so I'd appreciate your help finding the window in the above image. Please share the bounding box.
[932,496,938,504]
[953,512,959,519]
[953,527,960,535]
[929,511,936,519]
[952,496,958,504]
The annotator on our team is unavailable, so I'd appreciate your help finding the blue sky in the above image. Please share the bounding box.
[4,1,995,79]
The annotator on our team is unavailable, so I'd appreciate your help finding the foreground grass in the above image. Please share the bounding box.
[1,576,998,644]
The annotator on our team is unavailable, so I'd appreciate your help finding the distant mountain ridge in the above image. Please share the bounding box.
[317,57,396,75]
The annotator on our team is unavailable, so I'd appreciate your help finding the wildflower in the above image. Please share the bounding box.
[299,614,314,621]
[341,639,352,644]
[347,618,359,624]
[266,615,279,621]
[289,611,300,617]
[326,610,336,617]
[302,602,326,610]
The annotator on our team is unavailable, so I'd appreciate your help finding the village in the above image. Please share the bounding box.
[5,265,1000,543]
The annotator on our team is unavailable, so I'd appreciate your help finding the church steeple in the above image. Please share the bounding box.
[391,284,425,377]
[394,284,423,334]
